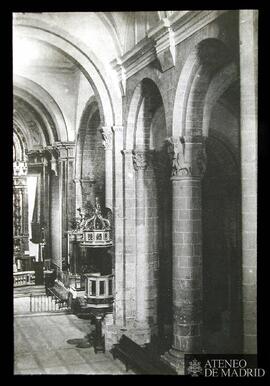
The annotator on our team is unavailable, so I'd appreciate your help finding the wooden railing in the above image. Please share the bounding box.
[30,291,69,313]
[13,271,35,287]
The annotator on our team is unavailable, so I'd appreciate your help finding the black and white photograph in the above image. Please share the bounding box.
[12,10,261,376]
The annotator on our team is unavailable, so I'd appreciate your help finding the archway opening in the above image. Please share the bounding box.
[126,78,172,346]
[202,106,241,353]
[13,98,55,274]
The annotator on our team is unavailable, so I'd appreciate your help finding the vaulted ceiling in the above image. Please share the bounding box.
[12,11,177,149]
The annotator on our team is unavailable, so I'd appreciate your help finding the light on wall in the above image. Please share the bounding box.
[13,36,41,71]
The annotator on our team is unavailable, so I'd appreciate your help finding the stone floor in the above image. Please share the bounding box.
[14,313,134,375]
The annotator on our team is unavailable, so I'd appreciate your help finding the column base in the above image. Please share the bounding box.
[161,349,185,375]
[103,318,154,350]
[132,321,152,345]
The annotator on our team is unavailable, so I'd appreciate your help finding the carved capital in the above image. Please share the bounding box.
[132,150,150,171]
[167,137,192,177]
[27,149,46,164]
[167,136,207,178]
[54,141,75,159]
[100,127,113,150]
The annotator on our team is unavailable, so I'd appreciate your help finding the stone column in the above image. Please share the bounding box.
[46,147,61,269]
[144,151,159,334]
[13,170,29,253]
[111,126,124,325]
[40,154,50,259]
[101,126,126,350]
[21,181,29,252]
[101,127,113,210]
[54,142,76,265]
[132,150,150,330]
[239,10,258,354]
[152,149,171,335]
[163,136,206,373]
[122,150,136,324]
[27,150,48,261]
[73,178,82,210]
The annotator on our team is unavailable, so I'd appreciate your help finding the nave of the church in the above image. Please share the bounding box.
[13,10,257,375]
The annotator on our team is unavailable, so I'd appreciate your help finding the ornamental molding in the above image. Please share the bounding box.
[148,18,176,72]
[111,10,227,88]
[169,10,226,47]
[111,39,156,94]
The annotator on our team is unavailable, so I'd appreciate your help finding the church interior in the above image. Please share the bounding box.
[13,10,257,375]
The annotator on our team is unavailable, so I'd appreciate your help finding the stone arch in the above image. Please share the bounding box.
[75,97,99,179]
[185,39,234,137]
[13,130,25,161]
[14,16,122,127]
[125,69,169,140]
[14,75,68,142]
[124,76,171,337]
[172,35,233,138]
[202,62,239,137]
[74,97,104,209]
[13,109,33,151]
[78,95,103,139]
[126,82,142,149]
[125,77,166,150]
[202,131,242,353]
[13,95,50,147]
[98,12,123,56]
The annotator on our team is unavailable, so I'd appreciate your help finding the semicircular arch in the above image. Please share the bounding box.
[14,75,68,143]
[14,16,122,127]
[125,77,166,150]
[172,32,233,138]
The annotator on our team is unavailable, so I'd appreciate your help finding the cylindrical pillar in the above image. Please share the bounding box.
[112,126,125,326]
[171,176,202,353]
[50,167,61,270]
[122,150,137,324]
[133,150,149,327]
[74,179,83,210]
[53,143,75,269]
[163,136,206,372]
[239,10,258,354]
